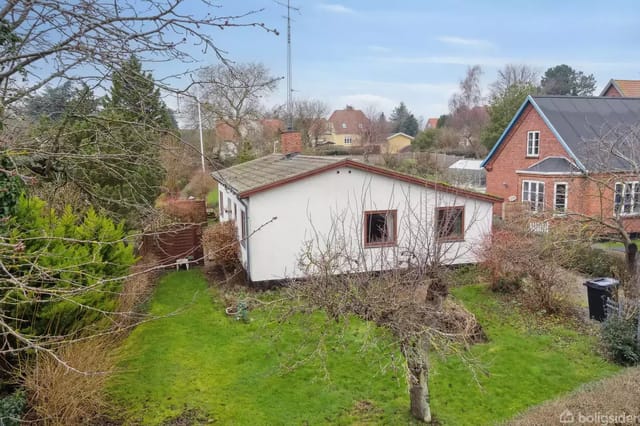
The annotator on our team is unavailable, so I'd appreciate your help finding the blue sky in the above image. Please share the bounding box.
[163,0,640,122]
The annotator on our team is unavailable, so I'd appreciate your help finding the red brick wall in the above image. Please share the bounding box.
[485,104,569,216]
[603,85,622,97]
[281,131,302,154]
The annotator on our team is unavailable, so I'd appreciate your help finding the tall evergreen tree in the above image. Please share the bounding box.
[390,102,419,136]
[540,64,596,96]
[104,55,173,130]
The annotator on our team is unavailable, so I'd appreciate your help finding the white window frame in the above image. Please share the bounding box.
[527,131,540,157]
[344,136,352,145]
[614,181,640,216]
[522,180,545,213]
[553,182,568,215]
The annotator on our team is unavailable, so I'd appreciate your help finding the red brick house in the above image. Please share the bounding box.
[482,95,640,233]
[600,79,640,97]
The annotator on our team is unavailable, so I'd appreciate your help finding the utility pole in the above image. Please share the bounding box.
[197,100,205,173]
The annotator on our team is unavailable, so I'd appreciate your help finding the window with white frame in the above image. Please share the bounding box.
[614,182,640,215]
[342,122,347,129]
[554,183,567,214]
[344,136,352,145]
[527,131,540,157]
[522,180,545,212]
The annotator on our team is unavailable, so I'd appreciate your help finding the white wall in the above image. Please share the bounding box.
[243,166,493,282]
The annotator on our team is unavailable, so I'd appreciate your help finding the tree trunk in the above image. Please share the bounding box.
[402,339,431,423]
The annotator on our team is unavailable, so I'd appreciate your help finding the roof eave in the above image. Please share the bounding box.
[236,159,502,204]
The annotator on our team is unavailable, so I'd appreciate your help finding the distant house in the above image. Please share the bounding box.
[600,79,640,97]
[325,106,370,146]
[212,132,501,282]
[214,119,284,158]
[385,132,414,154]
[425,118,439,129]
[482,95,640,232]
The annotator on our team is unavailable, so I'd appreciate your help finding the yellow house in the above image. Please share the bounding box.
[325,106,369,146]
[385,132,414,154]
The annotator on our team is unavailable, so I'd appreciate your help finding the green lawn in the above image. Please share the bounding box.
[108,270,410,424]
[206,186,218,206]
[108,272,620,425]
[430,285,620,425]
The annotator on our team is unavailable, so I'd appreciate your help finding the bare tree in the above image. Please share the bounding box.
[190,63,280,155]
[288,184,492,422]
[0,1,277,117]
[447,65,489,157]
[489,64,539,99]
[359,106,391,147]
[291,99,329,147]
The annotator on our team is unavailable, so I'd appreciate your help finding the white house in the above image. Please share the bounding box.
[212,132,501,282]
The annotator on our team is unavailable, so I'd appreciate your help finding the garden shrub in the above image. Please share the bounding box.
[601,313,640,366]
[0,390,26,426]
[182,170,216,200]
[563,244,624,278]
[202,221,240,270]
[3,195,136,339]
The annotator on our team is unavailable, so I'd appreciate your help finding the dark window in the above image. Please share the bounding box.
[219,191,224,217]
[364,210,397,247]
[436,207,464,241]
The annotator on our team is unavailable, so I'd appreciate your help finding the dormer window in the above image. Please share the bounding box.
[342,122,347,129]
[527,131,540,157]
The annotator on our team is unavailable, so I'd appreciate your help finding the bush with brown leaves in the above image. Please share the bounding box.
[202,221,240,270]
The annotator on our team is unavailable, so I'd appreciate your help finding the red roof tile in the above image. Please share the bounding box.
[328,107,370,135]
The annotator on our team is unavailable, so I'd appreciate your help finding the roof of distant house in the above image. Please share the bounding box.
[261,118,284,134]
[328,107,369,135]
[212,154,502,203]
[386,132,415,141]
[425,118,439,129]
[482,95,640,172]
[215,122,238,141]
[601,79,640,97]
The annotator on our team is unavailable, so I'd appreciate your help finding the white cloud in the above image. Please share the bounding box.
[436,36,494,49]
[317,3,355,14]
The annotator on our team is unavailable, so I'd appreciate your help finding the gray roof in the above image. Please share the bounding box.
[520,157,581,174]
[533,96,640,171]
[212,154,344,194]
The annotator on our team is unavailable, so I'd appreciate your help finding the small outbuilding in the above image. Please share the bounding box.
[212,132,501,282]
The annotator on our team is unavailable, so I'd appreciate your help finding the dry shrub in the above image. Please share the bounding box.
[157,198,207,223]
[21,337,116,425]
[202,221,240,270]
[508,367,640,425]
[116,253,160,328]
[478,228,574,315]
[183,170,216,199]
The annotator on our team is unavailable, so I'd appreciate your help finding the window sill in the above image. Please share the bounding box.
[364,241,397,248]
[438,237,465,243]
[525,155,539,159]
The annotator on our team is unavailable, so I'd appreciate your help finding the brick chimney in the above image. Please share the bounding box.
[280,130,302,155]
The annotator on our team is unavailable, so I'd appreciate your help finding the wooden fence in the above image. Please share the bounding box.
[141,199,207,267]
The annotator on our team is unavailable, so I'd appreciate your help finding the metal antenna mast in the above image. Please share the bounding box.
[276,0,299,130]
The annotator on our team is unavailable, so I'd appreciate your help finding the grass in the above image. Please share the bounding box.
[108,272,621,425]
[430,285,620,425]
[107,270,410,424]
[206,186,218,206]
